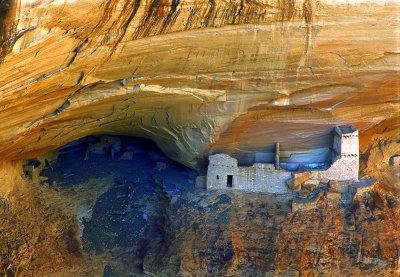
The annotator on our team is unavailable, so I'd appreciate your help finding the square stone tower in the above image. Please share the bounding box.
[333,126,358,156]
[331,125,359,180]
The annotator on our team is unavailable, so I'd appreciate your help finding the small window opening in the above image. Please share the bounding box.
[216,175,219,180]
[227,175,233,188]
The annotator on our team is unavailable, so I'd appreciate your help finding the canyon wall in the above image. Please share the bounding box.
[0,158,399,276]
[0,0,398,169]
[0,2,399,275]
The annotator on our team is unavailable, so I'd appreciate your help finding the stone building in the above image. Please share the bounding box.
[206,125,359,193]
[206,154,291,193]
[84,136,122,159]
[23,160,41,183]
[310,125,359,182]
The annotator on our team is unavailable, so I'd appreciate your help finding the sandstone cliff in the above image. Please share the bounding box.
[0,1,399,276]
[0,0,398,169]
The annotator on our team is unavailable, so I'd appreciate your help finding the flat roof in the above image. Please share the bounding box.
[339,125,357,134]
[334,125,357,136]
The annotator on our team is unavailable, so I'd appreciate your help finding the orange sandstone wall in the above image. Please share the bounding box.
[0,0,398,169]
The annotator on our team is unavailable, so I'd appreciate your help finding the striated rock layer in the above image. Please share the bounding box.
[0,0,399,169]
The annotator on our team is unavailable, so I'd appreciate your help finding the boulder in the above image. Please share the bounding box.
[287,172,313,191]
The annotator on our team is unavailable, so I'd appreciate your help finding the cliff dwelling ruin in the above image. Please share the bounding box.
[207,125,359,193]
[1,0,399,275]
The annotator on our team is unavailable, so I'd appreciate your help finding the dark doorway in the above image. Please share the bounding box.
[227,175,233,188]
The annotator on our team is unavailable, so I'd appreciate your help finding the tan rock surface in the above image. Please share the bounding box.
[0,0,398,169]
[163,190,400,276]
[0,3,399,274]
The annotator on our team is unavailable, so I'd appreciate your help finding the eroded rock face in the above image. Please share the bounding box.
[0,0,398,169]
[163,191,400,276]
[1,154,399,276]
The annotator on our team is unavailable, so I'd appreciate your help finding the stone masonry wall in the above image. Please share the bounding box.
[311,156,359,181]
[207,154,291,193]
[340,135,359,156]
[312,127,359,181]
[207,125,359,193]
[207,154,239,190]
[235,164,291,193]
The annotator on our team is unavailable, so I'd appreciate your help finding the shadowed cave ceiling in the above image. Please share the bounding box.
[0,0,399,169]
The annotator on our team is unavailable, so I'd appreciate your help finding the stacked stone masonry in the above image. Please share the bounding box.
[311,125,359,182]
[207,125,359,193]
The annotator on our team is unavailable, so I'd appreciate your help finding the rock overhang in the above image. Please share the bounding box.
[0,0,398,170]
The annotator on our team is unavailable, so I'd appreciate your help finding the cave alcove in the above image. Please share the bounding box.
[22,135,198,275]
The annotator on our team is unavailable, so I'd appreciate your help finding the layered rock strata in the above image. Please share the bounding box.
[0,0,398,168]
